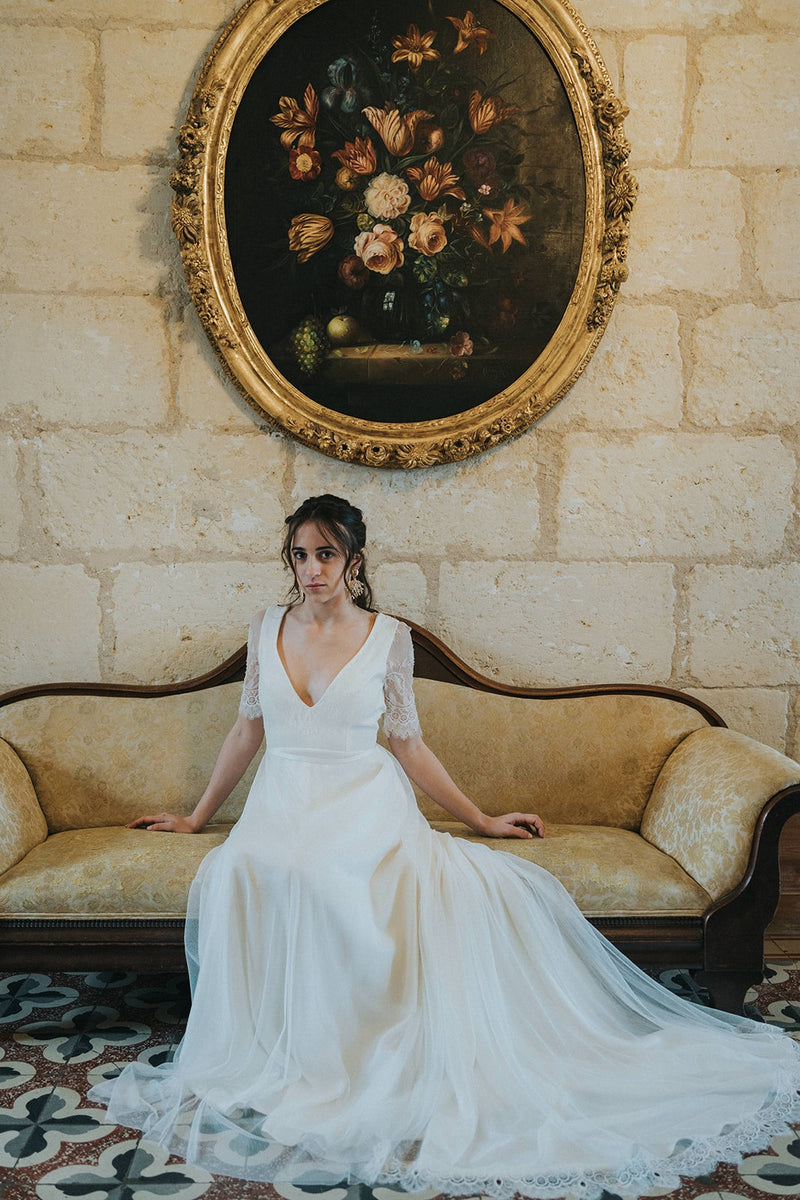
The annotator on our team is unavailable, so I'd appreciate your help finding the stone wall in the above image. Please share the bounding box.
[1,0,798,759]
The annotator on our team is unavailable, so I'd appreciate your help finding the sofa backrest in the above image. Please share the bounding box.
[0,687,259,833]
[0,623,714,833]
[397,681,709,829]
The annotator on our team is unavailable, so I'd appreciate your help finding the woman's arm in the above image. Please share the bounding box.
[127,713,265,833]
[388,732,544,839]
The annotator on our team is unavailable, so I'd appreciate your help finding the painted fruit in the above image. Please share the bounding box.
[326,315,363,347]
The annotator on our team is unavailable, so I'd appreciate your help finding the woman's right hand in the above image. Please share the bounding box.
[126,813,200,833]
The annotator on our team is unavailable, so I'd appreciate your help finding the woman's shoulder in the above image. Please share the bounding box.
[376,613,415,663]
[375,610,412,635]
[246,605,286,638]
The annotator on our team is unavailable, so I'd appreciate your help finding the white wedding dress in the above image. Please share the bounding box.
[92,606,800,1198]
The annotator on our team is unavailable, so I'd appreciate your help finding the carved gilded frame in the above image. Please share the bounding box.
[171,0,635,468]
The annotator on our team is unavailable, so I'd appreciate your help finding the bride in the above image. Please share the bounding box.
[91,493,800,1199]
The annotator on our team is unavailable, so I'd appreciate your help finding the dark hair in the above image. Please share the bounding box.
[281,494,374,610]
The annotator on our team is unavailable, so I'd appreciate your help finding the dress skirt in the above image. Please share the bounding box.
[90,608,800,1198]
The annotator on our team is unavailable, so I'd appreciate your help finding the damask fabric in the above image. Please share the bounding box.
[91,606,800,1199]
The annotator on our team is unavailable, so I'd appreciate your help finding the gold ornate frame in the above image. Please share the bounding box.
[171,0,636,468]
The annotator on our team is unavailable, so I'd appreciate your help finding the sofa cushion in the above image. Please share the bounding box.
[0,738,48,875]
[0,689,259,832]
[410,682,708,829]
[430,822,711,918]
[0,825,232,919]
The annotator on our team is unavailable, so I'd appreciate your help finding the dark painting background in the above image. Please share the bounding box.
[224,0,586,423]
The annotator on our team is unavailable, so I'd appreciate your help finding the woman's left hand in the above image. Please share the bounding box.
[481,813,545,839]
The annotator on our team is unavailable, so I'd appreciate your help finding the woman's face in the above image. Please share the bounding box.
[290,520,357,602]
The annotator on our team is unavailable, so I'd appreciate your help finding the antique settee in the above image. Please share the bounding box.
[0,621,798,1015]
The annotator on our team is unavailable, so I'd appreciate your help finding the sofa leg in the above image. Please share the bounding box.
[694,968,762,1015]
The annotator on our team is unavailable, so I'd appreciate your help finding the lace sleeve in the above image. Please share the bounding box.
[383,621,422,740]
[238,610,265,721]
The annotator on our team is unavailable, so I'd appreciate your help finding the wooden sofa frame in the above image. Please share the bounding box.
[1,621,798,1015]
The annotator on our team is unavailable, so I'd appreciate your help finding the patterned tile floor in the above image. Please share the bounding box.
[0,952,797,1200]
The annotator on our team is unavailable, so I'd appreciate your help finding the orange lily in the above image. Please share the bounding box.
[446,11,495,55]
[483,198,530,251]
[391,24,441,73]
[270,83,319,150]
[406,156,466,202]
[363,103,434,157]
[331,135,377,175]
[468,90,520,135]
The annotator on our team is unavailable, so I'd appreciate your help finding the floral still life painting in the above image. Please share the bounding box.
[223,0,586,424]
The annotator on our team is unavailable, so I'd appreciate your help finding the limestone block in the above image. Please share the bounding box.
[37,431,288,555]
[625,169,743,295]
[0,565,101,689]
[290,433,539,560]
[687,565,800,685]
[793,696,800,765]
[685,687,788,752]
[692,37,800,168]
[756,0,800,28]
[0,0,237,21]
[557,434,793,560]
[624,37,686,167]
[372,563,428,626]
[176,321,256,430]
[579,0,741,30]
[0,164,173,293]
[110,561,286,683]
[753,171,800,298]
[0,436,20,556]
[439,562,675,686]
[0,295,170,426]
[101,28,218,159]
[0,27,93,157]
[687,303,800,426]
[541,304,682,430]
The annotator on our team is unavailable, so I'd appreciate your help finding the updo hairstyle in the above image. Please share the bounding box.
[281,494,374,610]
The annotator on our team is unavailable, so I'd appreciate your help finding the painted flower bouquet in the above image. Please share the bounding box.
[271,5,541,377]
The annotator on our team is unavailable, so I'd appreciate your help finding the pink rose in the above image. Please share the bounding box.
[408,212,448,257]
[353,224,405,274]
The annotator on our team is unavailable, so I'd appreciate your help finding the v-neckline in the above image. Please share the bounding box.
[275,608,381,709]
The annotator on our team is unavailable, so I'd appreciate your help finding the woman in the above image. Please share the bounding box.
[91,494,800,1199]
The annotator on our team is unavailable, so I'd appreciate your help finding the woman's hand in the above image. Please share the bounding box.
[480,813,545,839]
[126,813,200,833]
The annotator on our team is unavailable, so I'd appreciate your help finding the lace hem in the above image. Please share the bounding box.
[90,1042,800,1200]
[380,1057,800,1198]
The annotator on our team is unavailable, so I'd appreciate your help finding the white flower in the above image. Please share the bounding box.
[364,173,411,220]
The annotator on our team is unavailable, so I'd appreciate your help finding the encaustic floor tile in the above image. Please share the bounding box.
[0,964,797,1200]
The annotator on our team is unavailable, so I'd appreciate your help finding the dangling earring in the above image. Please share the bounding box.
[347,571,365,601]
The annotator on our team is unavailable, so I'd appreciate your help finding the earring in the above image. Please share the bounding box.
[347,573,365,601]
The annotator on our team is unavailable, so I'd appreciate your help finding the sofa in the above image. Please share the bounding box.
[0,620,798,1015]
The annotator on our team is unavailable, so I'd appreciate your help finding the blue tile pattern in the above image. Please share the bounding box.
[0,962,795,1199]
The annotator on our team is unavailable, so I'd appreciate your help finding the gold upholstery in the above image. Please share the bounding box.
[641,728,800,901]
[0,824,232,918]
[409,682,707,828]
[0,689,258,833]
[431,822,710,917]
[0,738,48,875]
[0,677,795,930]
